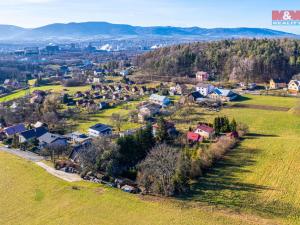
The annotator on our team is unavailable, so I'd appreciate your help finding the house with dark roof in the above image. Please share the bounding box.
[64,132,92,144]
[88,123,112,137]
[4,124,26,137]
[270,79,287,90]
[19,127,48,143]
[188,91,205,102]
[38,132,68,149]
[288,80,300,93]
[138,103,161,122]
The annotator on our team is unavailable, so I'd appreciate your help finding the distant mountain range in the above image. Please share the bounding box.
[0,22,298,43]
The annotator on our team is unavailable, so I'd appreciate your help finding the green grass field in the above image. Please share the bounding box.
[235,94,298,108]
[0,151,261,225]
[1,91,300,224]
[73,99,144,133]
[0,85,91,103]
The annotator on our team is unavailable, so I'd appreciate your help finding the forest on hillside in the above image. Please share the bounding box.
[135,39,300,82]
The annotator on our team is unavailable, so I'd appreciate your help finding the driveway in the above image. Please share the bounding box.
[0,147,82,182]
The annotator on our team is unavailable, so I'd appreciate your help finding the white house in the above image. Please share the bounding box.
[194,124,215,139]
[209,88,238,102]
[288,80,300,93]
[195,83,215,96]
[149,94,170,106]
[93,77,102,84]
[88,123,112,137]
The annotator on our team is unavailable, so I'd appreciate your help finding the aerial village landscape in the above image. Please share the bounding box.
[1,1,300,225]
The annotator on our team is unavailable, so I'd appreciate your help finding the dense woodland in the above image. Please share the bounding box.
[136,39,300,82]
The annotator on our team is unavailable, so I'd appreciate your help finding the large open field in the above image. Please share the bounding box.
[1,93,300,224]
[0,85,91,103]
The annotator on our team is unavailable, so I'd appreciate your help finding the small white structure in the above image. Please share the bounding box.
[196,71,209,82]
[149,94,170,106]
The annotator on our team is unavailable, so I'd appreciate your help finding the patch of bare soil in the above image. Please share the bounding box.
[232,103,290,112]
[95,187,105,195]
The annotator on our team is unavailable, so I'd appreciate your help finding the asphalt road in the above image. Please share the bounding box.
[0,147,82,182]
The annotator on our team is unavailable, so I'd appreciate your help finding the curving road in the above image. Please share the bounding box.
[0,147,82,182]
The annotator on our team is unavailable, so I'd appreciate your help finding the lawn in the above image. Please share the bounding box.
[73,99,145,133]
[172,96,300,224]
[234,94,299,108]
[0,85,91,103]
[0,151,260,225]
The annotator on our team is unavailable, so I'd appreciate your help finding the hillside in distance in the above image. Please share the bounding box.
[0,22,298,42]
[136,39,300,82]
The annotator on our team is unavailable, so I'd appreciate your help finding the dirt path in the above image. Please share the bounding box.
[36,162,82,182]
[0,147,81,182]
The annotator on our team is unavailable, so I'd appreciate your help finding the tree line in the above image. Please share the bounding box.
[135,38,300,82]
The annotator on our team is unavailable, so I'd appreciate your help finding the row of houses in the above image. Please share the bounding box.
[269,79,300,94]
[190,83,238,102]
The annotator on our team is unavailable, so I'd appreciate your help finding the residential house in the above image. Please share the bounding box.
[288,80,300,93]
[209,89,238,102]
[194,124,215,139]
[123,95,131,101]
[196,71,209,82]
[270,79,287,89]
[99,102,108,110]
[93,77,102,84]
[170,84,188,95]
[138,103,161,122]
[188,91,205,103]
[64,132,92,145]
[0,86,7,94]
[112,93,120,100]
[33,121,48,129]
[149,94,171,106]
[3,79,21,89]
[4,123,26,138]
[108,85,116,92]
[74,91,84,98]
[139,86,147,96]
[94,69,105,76]
[37,132,68,149]
[88,123,112,137]
[132,86,139,93]
[187,131,203,143]
[120,69,130,76]
[19,127,48,143]
[196,83,215,96]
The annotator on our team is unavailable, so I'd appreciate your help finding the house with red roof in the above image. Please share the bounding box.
[187,132,203,143]
[194,124,215,139]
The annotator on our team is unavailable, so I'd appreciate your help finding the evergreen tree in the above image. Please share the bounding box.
[156,117,169,143]
[230,118,237,132]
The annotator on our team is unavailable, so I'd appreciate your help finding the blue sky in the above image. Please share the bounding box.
[0,0,300,34]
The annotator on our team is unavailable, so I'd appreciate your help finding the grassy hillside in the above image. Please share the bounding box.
[0,93,299,224]
[0,151,263,225]
[0,85,91,103]
[169,96,300,224]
